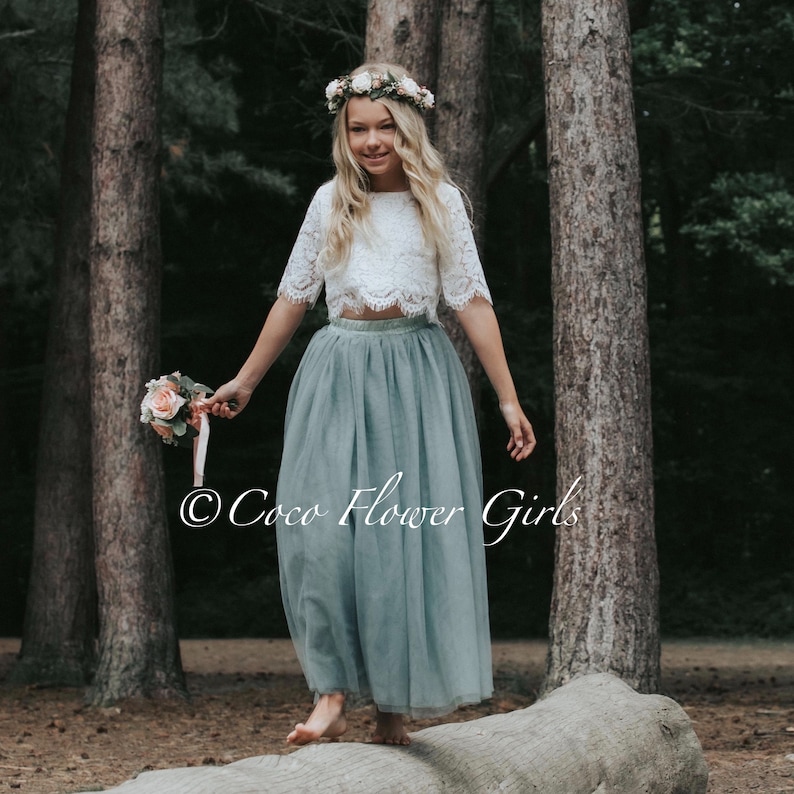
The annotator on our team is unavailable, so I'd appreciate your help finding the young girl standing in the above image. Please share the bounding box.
[206,62,536,747]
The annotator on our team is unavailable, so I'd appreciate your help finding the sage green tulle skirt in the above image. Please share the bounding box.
[275,316,493,717]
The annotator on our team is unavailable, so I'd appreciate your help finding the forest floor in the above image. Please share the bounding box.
[0,638,792,793]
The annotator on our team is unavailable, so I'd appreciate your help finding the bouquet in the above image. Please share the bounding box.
[140,372,214,486]
[140,372,213,446]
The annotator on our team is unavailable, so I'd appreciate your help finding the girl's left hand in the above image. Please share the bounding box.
[499,400,537,461]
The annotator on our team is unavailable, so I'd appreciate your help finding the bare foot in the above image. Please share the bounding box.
[371,707,411,746]
[287,693,347,745]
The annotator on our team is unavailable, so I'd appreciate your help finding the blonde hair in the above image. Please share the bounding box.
[319,62,458,273]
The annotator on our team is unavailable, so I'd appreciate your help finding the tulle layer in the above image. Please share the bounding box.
[275,316,493,718]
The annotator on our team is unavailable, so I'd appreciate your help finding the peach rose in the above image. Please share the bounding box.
[150,422,174,440]
[144,384,186,421]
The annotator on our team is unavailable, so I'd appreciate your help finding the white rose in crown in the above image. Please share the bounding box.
[400,77,419,97]
[325,79,341,99]
[423,90,435,108]
[351,72,373,93]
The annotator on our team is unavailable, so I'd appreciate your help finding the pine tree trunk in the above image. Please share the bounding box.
[364,0,491,393]
[541,0,660,693]
[11,0,97,687]
[87,0,186,705]
[435,0,490,208]
[365,0,438,87]
[435,0,492,390]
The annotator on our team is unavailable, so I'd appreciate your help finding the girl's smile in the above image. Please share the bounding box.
[346,96,407,192]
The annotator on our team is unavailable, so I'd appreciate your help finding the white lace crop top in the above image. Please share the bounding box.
[277,180,492,324]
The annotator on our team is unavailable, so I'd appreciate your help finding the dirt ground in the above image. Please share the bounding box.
[0,638,792,793]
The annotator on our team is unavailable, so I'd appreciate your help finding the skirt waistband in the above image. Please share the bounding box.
[329,316,430,335]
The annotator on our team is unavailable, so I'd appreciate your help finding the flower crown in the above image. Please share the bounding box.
[325,70,435,115]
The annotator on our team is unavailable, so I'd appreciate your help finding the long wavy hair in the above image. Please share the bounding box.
[319,62,457,273]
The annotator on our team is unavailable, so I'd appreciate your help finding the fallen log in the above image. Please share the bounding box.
[105,673,708,793]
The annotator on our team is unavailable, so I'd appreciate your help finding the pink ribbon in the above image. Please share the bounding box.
[191,401,210,487]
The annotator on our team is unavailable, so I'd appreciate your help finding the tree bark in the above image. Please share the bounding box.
[87,0,186,704]
[10,0,97,687]
[435,0,490,208]
[542,0,660,692]
[435,0,492,391]
[100,674,708,793]
[363,0,486,394]
[365,0,438,88]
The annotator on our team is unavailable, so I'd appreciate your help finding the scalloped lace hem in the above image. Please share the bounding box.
[278,285,322,307]
[444,287,493,311]
[331,296,432,319]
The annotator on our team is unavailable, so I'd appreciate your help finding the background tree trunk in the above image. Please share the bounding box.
[365,0,493,394]
[365,0,438,88]
[435,0,490,209]
[434,0,492,390]
[542,0,660,693]
[87,0,186,705]
[99,674,708,794]
[10,0,97,687]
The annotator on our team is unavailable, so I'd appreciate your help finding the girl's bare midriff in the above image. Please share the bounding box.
[340,304,406,320]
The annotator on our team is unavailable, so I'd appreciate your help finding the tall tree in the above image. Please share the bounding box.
[434,0,492,387]
[435,0,490,208]
[365,0,438,86]
[365,0,492,391]
[541,0,660,692]
[10,0,97,687]
[87,0,186,704]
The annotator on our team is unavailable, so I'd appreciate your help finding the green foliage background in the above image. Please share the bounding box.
[1,0,792,638]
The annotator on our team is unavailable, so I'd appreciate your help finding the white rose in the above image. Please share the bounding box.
[351,72,373,93]
[325,79,340,99]
[422,90,435,108]
[400,77,419,97]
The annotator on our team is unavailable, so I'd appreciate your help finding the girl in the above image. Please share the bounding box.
[206,63,536,747]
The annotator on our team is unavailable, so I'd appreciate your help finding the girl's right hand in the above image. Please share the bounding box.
[499,400,537,461]
[204,379,253,419]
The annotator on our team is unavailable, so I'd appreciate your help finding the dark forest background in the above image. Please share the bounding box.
[1,0,792,639]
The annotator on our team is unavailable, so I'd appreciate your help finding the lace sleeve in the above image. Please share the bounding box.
[277,188,326,307]
[439,185,493,310]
